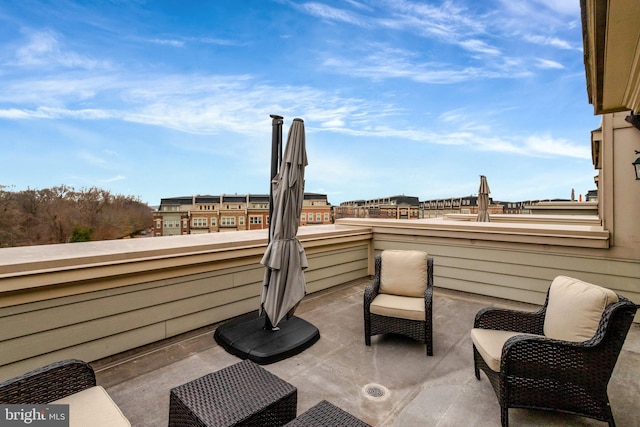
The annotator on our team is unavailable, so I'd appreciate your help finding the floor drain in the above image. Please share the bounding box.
[362,383,389,401]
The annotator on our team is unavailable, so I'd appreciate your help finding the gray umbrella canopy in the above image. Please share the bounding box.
[476,175,491,222]
[260,118,308,327]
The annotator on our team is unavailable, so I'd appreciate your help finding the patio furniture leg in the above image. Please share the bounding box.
[501,405,508,427]
[473,348,480,380]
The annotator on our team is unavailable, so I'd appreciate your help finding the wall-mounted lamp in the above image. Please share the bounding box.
[633,150,640,180]
[626,113,640,130]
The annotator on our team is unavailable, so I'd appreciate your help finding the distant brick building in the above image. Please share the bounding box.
[334,195,420,220]
[153,193,331,236]
[420,196,503,218]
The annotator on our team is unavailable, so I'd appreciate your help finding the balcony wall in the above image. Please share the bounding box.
[0,225,372,380]
[1,218,639,381]
[338,217,639,308]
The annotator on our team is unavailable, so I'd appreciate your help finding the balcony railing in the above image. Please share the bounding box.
[1,218,638,381]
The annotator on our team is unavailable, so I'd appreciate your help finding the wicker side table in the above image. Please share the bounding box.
[284,400,371,427]
[168,359,297,426]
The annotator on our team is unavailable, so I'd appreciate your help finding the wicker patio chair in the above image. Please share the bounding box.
[364,250,434,356]
[0,359,130,426]
[471,276,637,427]
[0,359,96,404]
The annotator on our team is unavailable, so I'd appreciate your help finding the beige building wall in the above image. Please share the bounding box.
[598,112,640,260]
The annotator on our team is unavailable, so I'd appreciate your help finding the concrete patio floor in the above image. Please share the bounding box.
[94,279,640,426]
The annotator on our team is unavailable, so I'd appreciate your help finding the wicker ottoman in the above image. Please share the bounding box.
[284,400,371,427]
[168,359,297,426]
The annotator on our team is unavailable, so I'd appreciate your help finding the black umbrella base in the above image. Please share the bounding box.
[213,311,320,365]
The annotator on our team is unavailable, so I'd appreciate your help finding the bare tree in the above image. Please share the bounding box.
[0,185,153,247]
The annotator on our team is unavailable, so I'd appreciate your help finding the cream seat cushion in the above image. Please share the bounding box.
[543,276,618,342]
[379,250,427,297]
[471,328,542,372]
[370,294,425,321]
[51,386,131,427]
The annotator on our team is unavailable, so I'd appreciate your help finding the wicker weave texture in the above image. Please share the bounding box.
[473,289,637,427]
[0,359,96,404]
[364,254,434,356]
[168,359,297,427]
[284,400,371,427]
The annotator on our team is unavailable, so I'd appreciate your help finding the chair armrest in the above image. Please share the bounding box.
[364,255,382,308]
[474,306,545,334]
[426,257,434,291]
[501,334,608,381]
[364,276,380,307]
[423,256,434,309]
[0,359,96,404]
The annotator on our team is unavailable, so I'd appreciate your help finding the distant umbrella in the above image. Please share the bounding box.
[260,118,308,328]
[476,175,490,222]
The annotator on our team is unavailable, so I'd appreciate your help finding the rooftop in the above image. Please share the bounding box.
[94,279,640,426]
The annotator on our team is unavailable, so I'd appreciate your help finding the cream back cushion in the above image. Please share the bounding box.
[379,250,427,297]
[543,276,618,342]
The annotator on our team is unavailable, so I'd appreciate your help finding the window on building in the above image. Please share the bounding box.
[193,218,207,227]
[239,217,244,225]
[301,213,306,221]
[155,220,161,228]
[221,217,236,226]
[324,213,329,221]
[316,213,321,222]
[250,216,262,224]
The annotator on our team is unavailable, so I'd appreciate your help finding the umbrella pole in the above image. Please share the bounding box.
[269,114,284,238]
[265,114,284,330]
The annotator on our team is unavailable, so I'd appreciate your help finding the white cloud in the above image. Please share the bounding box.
[344,0,374,12]
[3,70,587,162]
[13,30,110,69]
[321,118,345,127]
[322,45,531,84]
[0,108,34,119]
[103,175,126,183]
[382,0,486,38]
[457,39,501,56]
[301,2,370,27]
[150,39,185,47]
[524,34,575,50]
[79,152,109,167]
[524,134,590,159]
[0,106,113,120]
[532,0,579,16]
[535,58,564,69]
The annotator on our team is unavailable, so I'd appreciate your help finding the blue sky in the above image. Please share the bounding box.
[0,0,598,206]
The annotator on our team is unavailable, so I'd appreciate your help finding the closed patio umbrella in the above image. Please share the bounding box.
[213,116,319,365]
[260,118,308,328]
[476,175,490,222]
